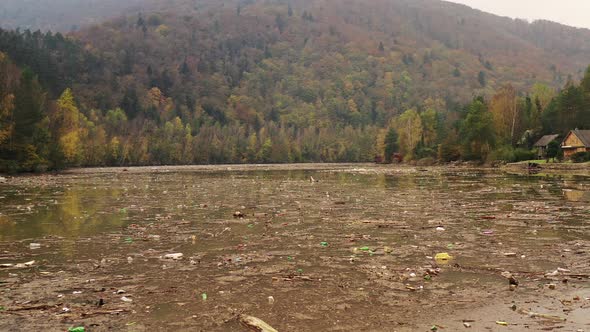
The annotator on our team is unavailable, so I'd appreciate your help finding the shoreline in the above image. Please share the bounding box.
[1,161,588,180]
[502,161,590,176]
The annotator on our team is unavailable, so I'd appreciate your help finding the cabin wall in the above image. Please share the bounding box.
[563,134,585,148]
[563,147,590,158]
[562,133,590,158]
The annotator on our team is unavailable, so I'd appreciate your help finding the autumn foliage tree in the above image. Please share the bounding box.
[489,85,519,145]
[395,109,422,161]
[52,88,84,165]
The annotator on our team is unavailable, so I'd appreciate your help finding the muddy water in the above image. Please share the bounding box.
[1,164,589,331]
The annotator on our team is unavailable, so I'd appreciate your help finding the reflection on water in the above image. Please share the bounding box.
[0,167,589,244]
[0,186,127,241]
[563,189,590,202]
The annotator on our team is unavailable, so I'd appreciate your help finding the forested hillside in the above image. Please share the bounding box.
[1,0,590,171]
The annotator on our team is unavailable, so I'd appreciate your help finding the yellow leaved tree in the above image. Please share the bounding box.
[55,88,82,165]
[0,53,15,148]
[395,109,423,160]
[489,85,518,145]
[0,93,14,146]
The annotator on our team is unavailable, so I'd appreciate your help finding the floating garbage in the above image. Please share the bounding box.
[501,271,518,290]
[434,253,452,264]
[2,260,36,268]
[68,327,85,332]
[29,243,41,249]
[518,309,566,322]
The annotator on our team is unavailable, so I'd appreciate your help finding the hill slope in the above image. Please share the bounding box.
[63,0,590,116]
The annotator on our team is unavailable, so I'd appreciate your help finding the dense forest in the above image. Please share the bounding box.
[1,0,590,172]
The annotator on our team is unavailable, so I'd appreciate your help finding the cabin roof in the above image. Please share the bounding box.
[533,134,559,147]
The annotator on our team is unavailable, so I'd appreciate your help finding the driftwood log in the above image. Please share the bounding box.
[238,314,279,332]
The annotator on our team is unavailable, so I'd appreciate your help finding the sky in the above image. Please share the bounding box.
[445,0,590,29]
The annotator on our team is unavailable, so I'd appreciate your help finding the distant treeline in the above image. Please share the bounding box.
[377,69,590,163]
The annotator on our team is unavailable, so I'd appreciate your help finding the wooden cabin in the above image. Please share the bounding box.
[561,129,590,158]
[533,134,559,159]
